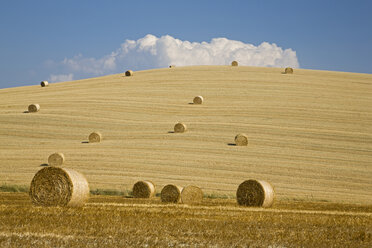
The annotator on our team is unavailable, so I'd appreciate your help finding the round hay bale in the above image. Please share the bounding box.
[48,152,65,166]
[236,179,274,207]
[132,180,156,198]
[235,133,248,146]
[231,61,238,66]
[181,185,203,205]
[193,96,204,104]
[40,81,49,87]
[125,70,133,76]
[169,65,176,68]
[28,104,40,113]
[174,122,187,133]
[284,67,293,74]
[89,131,102,143]
[161,184,183,203]
[29,166,89,207]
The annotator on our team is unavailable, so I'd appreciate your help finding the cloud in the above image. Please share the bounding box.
[49,34,299,79]
[49,73,74,83]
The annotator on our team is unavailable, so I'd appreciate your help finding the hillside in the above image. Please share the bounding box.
[0,66,371,204]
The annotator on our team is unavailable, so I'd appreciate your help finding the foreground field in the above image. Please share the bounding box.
[0,193,371,247]
[0,65,372,203]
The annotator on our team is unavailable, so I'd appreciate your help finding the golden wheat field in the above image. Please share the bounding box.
[1,65,371,202]
[0,65,372,247]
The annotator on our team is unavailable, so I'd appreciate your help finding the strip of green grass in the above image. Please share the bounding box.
[0,184,29,193]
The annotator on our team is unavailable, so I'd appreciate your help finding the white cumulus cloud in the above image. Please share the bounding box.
[50,34,299,79]
[49,73,74,83]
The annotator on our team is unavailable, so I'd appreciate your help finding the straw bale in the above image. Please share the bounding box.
[28,104,40,113]
[132,180,156,198]
[174,122,187,133]
[236,179,274,207]
[29,166,90,207]
[235,133,248,146]
[40,81,49,87]
[231,61,238,66]
[89,131,102,143]
[169,65,176,68]
[161,184,183,203]
[125,70,133,76]
[284,67,294,74]
[193,96,204,104]
[181,185,203,204]
[48,152,65,166]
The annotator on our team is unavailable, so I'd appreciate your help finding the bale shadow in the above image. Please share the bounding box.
[168,131,175,134]
[23,111,29,113]
[81,141,89,144]
[227,143,236,146]
[188,102,194,105]
[40,163,49,167]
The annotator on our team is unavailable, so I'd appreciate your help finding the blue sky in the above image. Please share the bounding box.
[0,0,371,88]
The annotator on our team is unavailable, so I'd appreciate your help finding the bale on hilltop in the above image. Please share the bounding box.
[40,81,49,87]
[29,166,89,207]
[89,131,102,143]
[125,70,133,76]
[236,179,274,207]
[235,133,248,146]
[174,122,187,133]
[181,185,203,204]
[48,152,65,166]
[193,96,204,104]
[231,61,238,66]
[28,104,40,113]
[132,181,156,198]
[161,184,183,203]
[284,67,293,74]
[169,65,176,68]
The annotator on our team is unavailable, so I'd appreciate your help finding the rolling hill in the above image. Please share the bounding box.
[0,66,371,204]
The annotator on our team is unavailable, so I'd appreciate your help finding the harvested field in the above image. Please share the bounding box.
[0,66,371,204]
[0,192,371,247]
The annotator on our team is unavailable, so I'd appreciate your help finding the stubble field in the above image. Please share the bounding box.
[1,192,371,247]
[0,65,371,246]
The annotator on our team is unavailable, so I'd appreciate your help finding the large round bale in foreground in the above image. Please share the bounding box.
[284,67,294,74]
[236,180,274,207]
[89,131,102,143]
[40,81,49,87]
[174,122,187,133]
[193,96,204,104]
[161,184,183,203]
[132,180,156,198]
[125,70,133,76]
[29,167,90,207]
[28,104,40,113]
[235,133,248,146]
[181,185,203,204]
[48,152,65,166]
[231,61,238,66]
